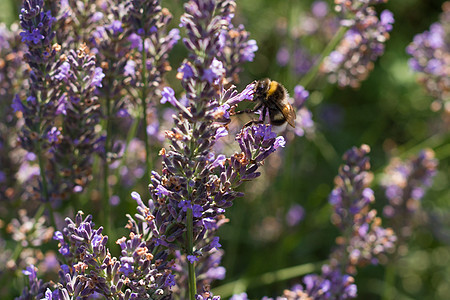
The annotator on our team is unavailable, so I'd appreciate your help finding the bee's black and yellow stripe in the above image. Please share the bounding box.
[249,78,296,128]
[264,80,289,126]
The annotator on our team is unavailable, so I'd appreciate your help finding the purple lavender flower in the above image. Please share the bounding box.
[15,0,62,203]
[173,248,226,298]
[53,61,70,81]
[202,58,226,83]
[282,145,395,300]
[51,211,174,299]
[406,4,450,107]
[286,204,305,227]
[230,293,248,300]
[301,266,357,300]
[92,67,105,87]
[16,263,51,300]
[312,1,329,18]
[217,24,258,83]
[107,20,123,35]
[46,127,61,143]
[276,1,338,79]
[127,1,285,297]
[334,0,388,23]
[236,124,285,164]
[20,1,56,50]
[292,85,314,137]
[381,149,438,247]
[45,45,103,200]
[0,24,26,202]
[322,6,394,88]
[161,87,178,106]
[22,264,37,281]
[328,145,396,271]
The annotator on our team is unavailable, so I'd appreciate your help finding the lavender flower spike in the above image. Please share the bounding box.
[51,211,174,299]
[283,145,396,300]
[16,0,62,204]
[406,3,450,109]
[128,0,285,298]
[322,2,394,88]
[381,149,438,247]
[328,145,396,273]
[47,44,103,199]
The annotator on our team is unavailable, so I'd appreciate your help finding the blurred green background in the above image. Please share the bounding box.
[1,0,449,299]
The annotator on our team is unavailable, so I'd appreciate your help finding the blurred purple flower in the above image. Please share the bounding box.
[323,5,394,88]
[381,149,438,243]
[286,204,305,227]
[406,5,449,105]
[312,1,329,18]
[92,67,105,87]
[107,20,123,35]
[277,46,290,66]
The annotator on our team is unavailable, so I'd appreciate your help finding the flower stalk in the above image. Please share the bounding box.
[299,26,347,88]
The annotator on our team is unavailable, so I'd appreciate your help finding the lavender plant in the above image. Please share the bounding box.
[277,145,396,300]
[13,210,174,299]
[327,145,396,271]
[216,23,258,84]
[0,23,26,203]
[276,1,339,78]
[46,44,103,200]
[90,1,135,231]
[406,1,450,110]
[291,85,314,138]
[280,0,394,89]
[126,0,286,298]
[16,264,51,300]
[52,0,103,47]
[1,0,447,299]
[52,211,174,299]
[320,2,394,88]
[13,0,60,220]
[379,149,438,300]
[12,0,107,208]
[381,149,438,252]
[124,0,180,180]
[13,0,281,298]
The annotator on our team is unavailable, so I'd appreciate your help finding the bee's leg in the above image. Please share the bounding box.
[233,109,255,115]
[260,106,267,123]
[243,119,264,127]
[232,102,263,115]
[243,106,267,128]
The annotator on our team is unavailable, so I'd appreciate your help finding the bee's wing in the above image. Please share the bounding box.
[275,101,296,128]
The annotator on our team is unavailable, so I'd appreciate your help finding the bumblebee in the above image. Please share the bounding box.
[236,78,296,128]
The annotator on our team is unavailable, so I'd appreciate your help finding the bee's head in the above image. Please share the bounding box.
[254,78,271,95]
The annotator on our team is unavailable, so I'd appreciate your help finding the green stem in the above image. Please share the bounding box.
[111,117,140,198]
[311,131,339,165]
[212,261,322,297]
[10,204,47,266]
[299,26,347,89]
[186,207,197,299]
[141,39,152,182]
[36,143,49,200]
[35,85,57,229]
[102,96,112,235]
[382,264,396,300]
[37,145,56,229]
